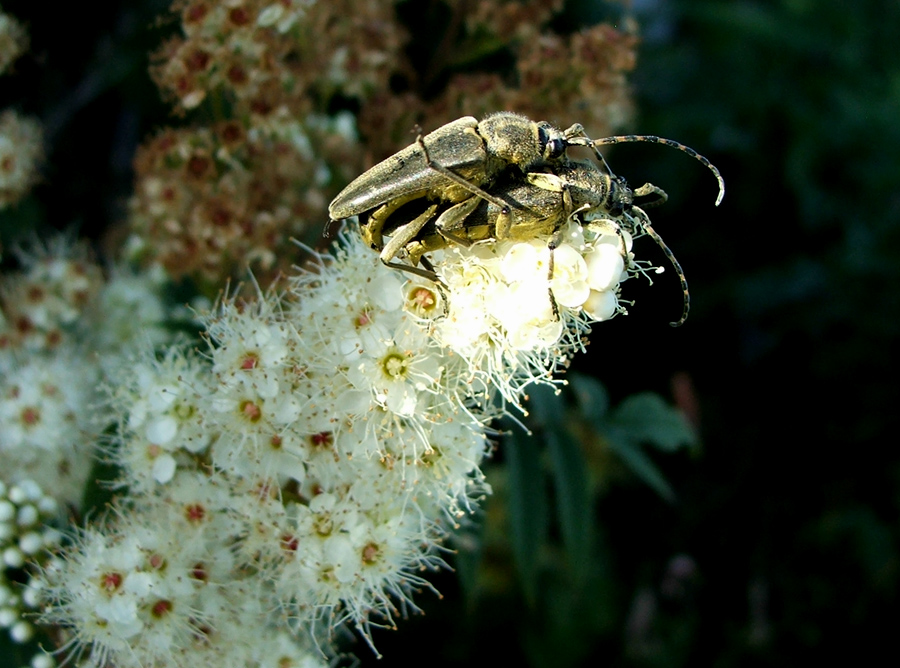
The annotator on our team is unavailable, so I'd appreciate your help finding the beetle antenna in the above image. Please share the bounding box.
[565,133,617,178]
[627,204,690,327]
[592,135,725,207]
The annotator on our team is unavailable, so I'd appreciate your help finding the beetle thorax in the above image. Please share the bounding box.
[478,113,545,172]
[606,175,634,216]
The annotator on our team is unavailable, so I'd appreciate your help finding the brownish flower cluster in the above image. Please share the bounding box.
[152,0,408,119]
[356,5,638,160]
[0,110,43,210]
[130,0,637,288]
[0,240,103,354]
[128,118,359,286]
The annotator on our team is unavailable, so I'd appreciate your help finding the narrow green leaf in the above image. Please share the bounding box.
[504,425,548,606]
[451,523,484,608]
[546,428,593,582]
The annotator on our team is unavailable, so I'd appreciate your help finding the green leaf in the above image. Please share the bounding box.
[606,428,676,503]
[504,425,549,607]
[569,373,610,423]
[546,428,594,582]
[609,392,696,452]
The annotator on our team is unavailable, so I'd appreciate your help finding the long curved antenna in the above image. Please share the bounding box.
[593,135,725,207]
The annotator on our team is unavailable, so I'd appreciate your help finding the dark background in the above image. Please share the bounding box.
[1,0,898,666]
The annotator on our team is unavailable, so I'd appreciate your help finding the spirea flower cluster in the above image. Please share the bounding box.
[0,9,40,210]
[152,0,405,117]
[37,206,654,665]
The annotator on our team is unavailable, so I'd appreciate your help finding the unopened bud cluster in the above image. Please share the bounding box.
[0,480,61,646]
[418,216,642,406]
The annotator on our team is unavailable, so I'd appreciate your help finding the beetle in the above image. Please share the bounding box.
[330,113,724,325]
[328,112,724,230]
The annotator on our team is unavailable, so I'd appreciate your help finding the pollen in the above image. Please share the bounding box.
[361,542,380,565]
[240,400,263,422]
[380,352,408,380]
[184,503,206,524]
[99,571,123,593]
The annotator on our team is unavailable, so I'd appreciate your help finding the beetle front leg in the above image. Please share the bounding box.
[380,204,440,266]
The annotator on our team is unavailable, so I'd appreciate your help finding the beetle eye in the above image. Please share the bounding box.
[546,138,566,159]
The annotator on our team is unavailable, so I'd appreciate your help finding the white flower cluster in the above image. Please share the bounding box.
[37,218,649,665]
[0,239,173,508]
[40,239,494,667]
[0,350,101,508]
[0,480,61,647]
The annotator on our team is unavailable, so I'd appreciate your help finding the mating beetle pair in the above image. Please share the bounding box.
[328,112,724,326]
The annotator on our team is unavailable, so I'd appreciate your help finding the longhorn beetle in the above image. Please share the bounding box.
[328,114,724,326]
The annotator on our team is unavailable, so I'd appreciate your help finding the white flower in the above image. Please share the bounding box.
[550,243,591,308]
[346,319,442,417]
[89,266,171,356]
[108,345,213,490]
[583,289,619,321]
[585,241,626,292]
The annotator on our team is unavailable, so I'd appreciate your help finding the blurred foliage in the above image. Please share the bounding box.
[0,0,898,666]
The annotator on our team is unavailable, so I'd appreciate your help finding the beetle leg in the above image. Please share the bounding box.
[433,197,481,247]
[382,260,441,283]
[545,248,561,323]
[380,204,440,265]
[633,183,668,208]
[383,236,444,283]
